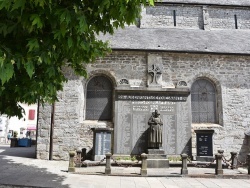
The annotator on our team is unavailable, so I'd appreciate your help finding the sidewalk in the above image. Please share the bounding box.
[1,144,250,188]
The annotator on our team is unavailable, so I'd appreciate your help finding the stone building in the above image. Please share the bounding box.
[37,0,250,161]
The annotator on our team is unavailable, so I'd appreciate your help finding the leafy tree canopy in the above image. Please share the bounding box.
[0,0,154,118]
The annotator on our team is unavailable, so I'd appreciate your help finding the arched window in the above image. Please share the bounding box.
[86,76,113,120]
[191,78,217,123]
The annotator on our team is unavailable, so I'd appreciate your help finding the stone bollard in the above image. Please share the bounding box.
[68,151,75,172]
[140,153,147,176]
[218,150,224,155]
[247,153,250,175]
[215,153,223,175]
[76,149,82,167]
[230,152,237,169]
[180,153,188,175]
[105,152,112,175]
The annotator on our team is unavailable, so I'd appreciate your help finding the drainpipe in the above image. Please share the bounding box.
[49,103,55,160]
[35,100,40,158]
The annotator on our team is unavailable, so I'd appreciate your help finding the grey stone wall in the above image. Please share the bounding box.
[36,103,51,160]
[141,5,203,29]
[160,0,250,6]
[37,51,250,161]
[36,3,250,161]
[140,5,250,30]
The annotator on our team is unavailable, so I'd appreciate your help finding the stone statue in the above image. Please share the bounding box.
[148,109,163,149]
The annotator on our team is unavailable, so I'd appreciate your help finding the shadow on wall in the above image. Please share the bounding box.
[238,135,250,162]
[0,145,70,187]
[131,129,148,155]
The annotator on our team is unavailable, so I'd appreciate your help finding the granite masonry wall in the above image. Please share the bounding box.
[36,2,250,161]
[37,51,250,161]
[141,5,250,30]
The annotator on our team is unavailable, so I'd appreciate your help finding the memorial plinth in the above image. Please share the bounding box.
[147,149,169,168]
[92,128,113,161]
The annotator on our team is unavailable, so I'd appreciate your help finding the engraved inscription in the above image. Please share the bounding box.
[95,132,112,155]
[163,114,176,154]
[176,102,191,155]
[133,106,149,111]
[160,106,174,112]
[197,133,213,156]
[114,91,191,155]
[131,114,147,154]
[118,95,187,101]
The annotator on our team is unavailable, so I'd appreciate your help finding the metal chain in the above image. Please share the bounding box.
[222,155,232,162]
[221,156,232,168]
[235,155,247,166]
[187,156,215,168]
[111,157,140,168]
[82,157,106,167]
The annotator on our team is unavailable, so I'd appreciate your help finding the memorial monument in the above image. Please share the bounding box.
[148,109,163,149]
[147,109,169,168]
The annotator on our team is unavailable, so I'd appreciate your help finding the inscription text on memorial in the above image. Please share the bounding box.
[114,91,191,156]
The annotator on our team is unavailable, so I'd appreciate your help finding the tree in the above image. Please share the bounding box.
[0,0,154,118]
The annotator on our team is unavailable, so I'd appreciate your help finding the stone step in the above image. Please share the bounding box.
[147,149,165,155]
[147,159,170,168]
[147,154,167,159]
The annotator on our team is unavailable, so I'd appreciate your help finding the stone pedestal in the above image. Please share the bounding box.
[147,149,169,168]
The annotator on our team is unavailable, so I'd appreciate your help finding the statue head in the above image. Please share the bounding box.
[154,109,160,116]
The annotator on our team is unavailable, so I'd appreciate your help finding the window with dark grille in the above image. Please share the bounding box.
[191,78,217,123]
[86,76,113,120]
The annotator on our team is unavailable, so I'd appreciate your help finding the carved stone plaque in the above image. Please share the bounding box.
[114,90,191,156]
[92,128,113,160]
[195,130,214,156]
[147,54,163,87]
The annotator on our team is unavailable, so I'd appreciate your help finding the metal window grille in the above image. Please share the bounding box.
[191,79,217,123]
[86,76,113,120]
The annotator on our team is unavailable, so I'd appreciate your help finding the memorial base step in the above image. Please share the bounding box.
[147,154,167,159]
[196,156,214,162]
[147,149,165,155]
[147,159,169,168]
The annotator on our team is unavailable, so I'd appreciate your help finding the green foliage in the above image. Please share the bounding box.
[0,0,154,118]
[168,156,182,162]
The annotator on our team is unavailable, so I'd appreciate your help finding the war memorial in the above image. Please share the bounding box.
[36,0,250,168]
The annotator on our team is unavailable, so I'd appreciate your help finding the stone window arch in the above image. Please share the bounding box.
[86,75,113,120]
[191,78,217,123]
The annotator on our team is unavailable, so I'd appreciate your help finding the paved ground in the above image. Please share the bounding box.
[1,144,250,188]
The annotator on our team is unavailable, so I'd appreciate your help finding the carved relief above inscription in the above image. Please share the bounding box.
[147,54,163,87]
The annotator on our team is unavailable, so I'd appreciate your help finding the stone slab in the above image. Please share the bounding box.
[147,155,167,159]
[148,149,165,155]
[114,90,191,156]
[147,159,170,168]
[196,156,215,162]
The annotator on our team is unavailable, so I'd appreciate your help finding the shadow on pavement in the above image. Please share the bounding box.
[0,145,36,158]
[0,145,70,188]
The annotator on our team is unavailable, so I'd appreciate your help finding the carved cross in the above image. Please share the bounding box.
[148,64,162,84]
